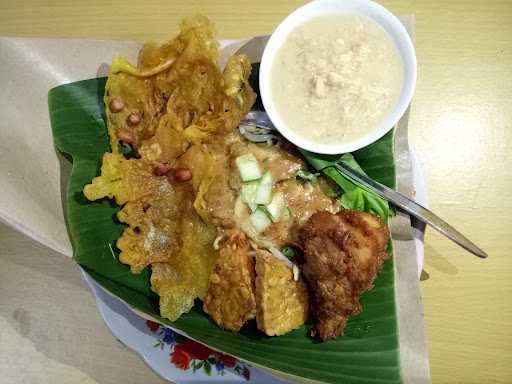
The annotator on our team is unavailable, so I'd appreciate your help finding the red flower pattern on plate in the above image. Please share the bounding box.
[146,320,160,333]
[178,339,212,361]
[146,320,251,380]
[170,347,192,370]
[243,367,251,381]
[217,353,237,368]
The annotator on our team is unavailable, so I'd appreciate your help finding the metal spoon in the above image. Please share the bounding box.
[239,110,488,259]
[239,111,279,142]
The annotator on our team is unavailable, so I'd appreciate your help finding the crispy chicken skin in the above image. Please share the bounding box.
[203,232,257,332]
[299,210,389,340]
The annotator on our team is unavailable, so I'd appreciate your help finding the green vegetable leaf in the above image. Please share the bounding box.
[281,246,299,260]
[295,169,318,183]
[203,361,212,375]
[299,148,393,222]
[325,183,342,198]
[118,142,137,159]
[193,361,203,373]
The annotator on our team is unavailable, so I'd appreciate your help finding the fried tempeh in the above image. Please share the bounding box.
[203,232,257,332]
[254,251,309,336]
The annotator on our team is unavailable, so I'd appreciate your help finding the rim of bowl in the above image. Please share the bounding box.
[259,0,417,155]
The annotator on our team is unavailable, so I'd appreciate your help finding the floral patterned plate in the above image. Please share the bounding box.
[81,269,287,384]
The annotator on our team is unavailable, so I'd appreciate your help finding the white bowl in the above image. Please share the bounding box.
[259,0,417,155]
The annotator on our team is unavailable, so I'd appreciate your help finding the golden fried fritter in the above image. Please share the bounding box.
[254,251,309,336]
[104,15,221,153]
[83,152,160,206]
[150,211,218,321]
[203,232,257,332]
[83,15,255,322]
[299,210,389,340]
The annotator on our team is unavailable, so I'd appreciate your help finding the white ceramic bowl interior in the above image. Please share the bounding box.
[259,0,417,155]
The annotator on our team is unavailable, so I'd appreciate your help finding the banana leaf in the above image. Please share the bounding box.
[48,65,400,384]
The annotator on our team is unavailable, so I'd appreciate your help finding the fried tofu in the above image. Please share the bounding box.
[203,232,256,332]
[254,251,309,336]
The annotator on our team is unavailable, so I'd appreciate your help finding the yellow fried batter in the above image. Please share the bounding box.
[116,183,196,273]
[254,251,309,336]
[203,232,257,332]
[83,15,255,322]
[83,152,160,205]
[151,211,217,321]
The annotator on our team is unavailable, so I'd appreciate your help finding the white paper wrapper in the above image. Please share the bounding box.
[0,15,430,383]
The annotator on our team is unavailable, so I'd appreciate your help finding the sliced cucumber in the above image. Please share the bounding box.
[248,208,272,234]
[247,203,258,213]
[235,154,262,181]
[241,181,258,205]
[265,191,286,222]
[233,195,249,221]
[254,171,273,205]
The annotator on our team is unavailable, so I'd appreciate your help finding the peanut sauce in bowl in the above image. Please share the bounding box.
[260,0,416,154]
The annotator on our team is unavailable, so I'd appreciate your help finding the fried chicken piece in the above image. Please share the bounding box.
[254,251,309,336]
[203,232,256,332]
[299,210,389,340]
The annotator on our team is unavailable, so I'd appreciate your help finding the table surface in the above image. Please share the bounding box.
[0,1,511,383]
